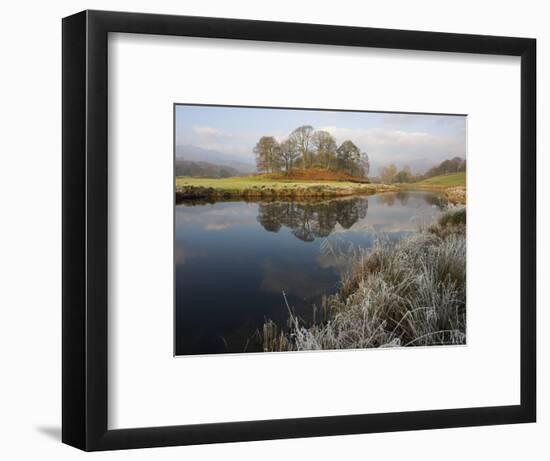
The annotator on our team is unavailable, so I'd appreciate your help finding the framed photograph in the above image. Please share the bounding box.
[62,10,536,451]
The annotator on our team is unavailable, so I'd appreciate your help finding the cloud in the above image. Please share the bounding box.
[186,125,256,158]
[204,223,232,231]
[176,203,257,231]
[259,260,333,300]
[174,244,207,265]
[180,118,466,171]
[381,113,421,128]
[318,126,465,173]
[191,125,232,140]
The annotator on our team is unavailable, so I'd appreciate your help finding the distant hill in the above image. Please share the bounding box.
[417,172,465,187]
[175,159,242,178]
[175,144,256,173]
[424,157,466,178]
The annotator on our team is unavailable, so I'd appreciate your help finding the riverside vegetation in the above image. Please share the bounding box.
[396,172,466,205]
[175,171,464,203]
[175,173,397,201]
[262,207,466,351]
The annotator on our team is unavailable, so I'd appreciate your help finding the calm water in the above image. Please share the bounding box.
[175,190,447,355]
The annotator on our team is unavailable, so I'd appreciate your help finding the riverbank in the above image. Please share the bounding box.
[396,172,466,204]
[262,208,466,351]
[176,176,397,201]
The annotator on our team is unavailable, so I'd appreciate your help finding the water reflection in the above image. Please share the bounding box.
[257,198,369,242]
[422,192,448,210]
[175,190,447,355]
[376,190,447,209]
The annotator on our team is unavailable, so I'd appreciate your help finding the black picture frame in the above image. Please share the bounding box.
[62,9,536,451]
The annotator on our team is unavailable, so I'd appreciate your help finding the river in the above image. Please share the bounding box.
[175,190,447,355]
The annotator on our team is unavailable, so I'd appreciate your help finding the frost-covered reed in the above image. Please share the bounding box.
[262,208,466,351]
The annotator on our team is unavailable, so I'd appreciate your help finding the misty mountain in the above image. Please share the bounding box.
[175,159,242,178]
[176,144,256,173]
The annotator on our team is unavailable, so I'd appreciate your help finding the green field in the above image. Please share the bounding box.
[175,175,396,199]
[416,172,466,187]
[177,175,366,190]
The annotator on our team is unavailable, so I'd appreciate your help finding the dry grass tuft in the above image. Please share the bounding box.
[444,186,466,205]
[262,208,466,351]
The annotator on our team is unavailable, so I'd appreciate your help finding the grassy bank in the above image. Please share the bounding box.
[416,172,465,187]
[395,172,466,204]
[262,208,466,352]
[176,175,396,200]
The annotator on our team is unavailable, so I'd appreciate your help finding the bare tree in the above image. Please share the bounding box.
[289,125,314,168]
[359,151,370,177]
[254,136,281,173]
[336,140,362,175]
[279,138,300,174]
[312,130,337,168]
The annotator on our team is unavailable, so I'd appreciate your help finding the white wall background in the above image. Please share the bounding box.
[0,0,546,459]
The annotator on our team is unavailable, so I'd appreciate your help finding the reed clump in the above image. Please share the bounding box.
[262,208,467,351]
[444,186,466,205]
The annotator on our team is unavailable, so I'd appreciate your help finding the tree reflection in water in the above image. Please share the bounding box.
[257,197,369,242]
[376,190,412,207]
[376,190,447,210]
[422,192,448,210]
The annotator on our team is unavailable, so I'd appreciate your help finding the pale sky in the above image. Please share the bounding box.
[175,104,466,174]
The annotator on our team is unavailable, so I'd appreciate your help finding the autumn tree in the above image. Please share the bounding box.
[279,138,300,174]
[254,136,281,173]
[289,125,314,168]
[312,130,337,168]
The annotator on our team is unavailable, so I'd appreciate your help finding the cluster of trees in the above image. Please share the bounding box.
[378,164,415,184]
[257,198,369,242]
[254,125,370,177]
[377,157,466,184]
[424,156,466,178]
